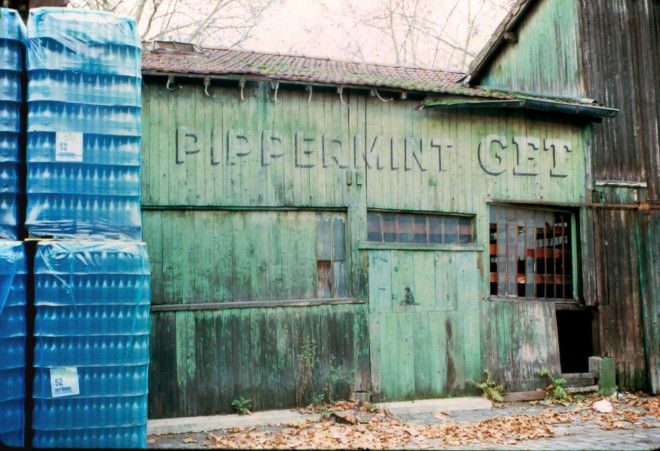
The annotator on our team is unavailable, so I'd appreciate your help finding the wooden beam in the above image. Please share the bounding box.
[151,297,367,312]
[502,390,546,402]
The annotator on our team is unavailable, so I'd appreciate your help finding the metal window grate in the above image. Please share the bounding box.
[489,206,574,299]
[367,212,474,244]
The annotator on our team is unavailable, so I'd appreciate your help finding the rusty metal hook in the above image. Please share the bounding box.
[166,74,182,91]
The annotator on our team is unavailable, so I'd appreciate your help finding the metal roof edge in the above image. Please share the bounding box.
[519,98,618,118]
[421,96,618,119]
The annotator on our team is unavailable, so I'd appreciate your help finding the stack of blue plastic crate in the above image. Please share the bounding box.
[31,241,151,448]
[0,242,28,448]
[25,7,142,240]
[0,8,25,241]
[0,8,27,449]
[24,8,151,449]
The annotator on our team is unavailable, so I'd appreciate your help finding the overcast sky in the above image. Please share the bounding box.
[71,0,515,71]
[244,0,512,67]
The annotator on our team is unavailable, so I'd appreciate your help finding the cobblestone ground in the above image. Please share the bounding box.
[148,397,660,450]
[397,402,660,450]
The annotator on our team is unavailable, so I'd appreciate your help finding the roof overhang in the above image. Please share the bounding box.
[420,95,618,121]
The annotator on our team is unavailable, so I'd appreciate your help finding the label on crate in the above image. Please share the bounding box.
[50,366,80,398]
[55,132,83,162]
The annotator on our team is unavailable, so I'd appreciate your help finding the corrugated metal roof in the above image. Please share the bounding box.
[141,41,510,98]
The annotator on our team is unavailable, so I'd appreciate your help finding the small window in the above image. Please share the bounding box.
[317,213,347,298]
[489,205,574,299]
[367,212,474,244]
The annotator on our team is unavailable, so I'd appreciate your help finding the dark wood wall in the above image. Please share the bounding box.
[579,0,660,197]
[579,0,660,392]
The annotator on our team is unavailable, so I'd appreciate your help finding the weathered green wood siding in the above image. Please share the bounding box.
[477,0,585,98]
[143,84,589,211]
[480,300,561,391]
[367,250,481,401]
[142,83,355,208]
[142,79,594,416]
[149,304,370,418]
[144,210,319,304]
[363,103,589,213]
[641,211,660,393]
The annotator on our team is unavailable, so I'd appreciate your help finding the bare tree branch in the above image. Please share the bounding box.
[69,0,281,48]
[69,0,514,70]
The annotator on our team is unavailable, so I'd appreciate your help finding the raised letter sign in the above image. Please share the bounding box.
[226,130,250,165]
[295,132,316,168]
[478,135,507,175]
[513,136,540,176]
[322,136,348,168]
[261,131,284,166]
[545,138,573,177]
[176,127,201,164]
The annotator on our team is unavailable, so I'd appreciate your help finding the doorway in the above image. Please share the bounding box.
[556,309,594,373]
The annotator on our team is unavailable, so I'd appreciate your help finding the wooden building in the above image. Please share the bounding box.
[139,32,621,417]
[464,0,660,395]
[5,0,656,423]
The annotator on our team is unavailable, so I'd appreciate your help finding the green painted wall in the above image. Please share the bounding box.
[641,211,660,393]
[481,300,561,392]
[142,80,594,416]
[142,83,589,211]
[149,304,370,418]
[144,210,318,304]
[477,0,585,99]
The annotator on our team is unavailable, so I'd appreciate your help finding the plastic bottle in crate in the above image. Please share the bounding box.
[32,241,151,449]
[0,9,26,240]
[0,242,28,448]
[26,8,142,240]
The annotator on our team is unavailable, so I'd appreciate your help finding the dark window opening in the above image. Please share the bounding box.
[367,212,474,245]
[489,206,575,299]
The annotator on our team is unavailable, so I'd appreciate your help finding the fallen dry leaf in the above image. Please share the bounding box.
[202,396,660,450]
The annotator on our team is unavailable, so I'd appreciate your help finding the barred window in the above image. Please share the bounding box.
[489,206,575,299]
[367,212,474,244]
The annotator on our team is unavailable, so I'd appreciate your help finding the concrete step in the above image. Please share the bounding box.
[565,384,599,394]
[561,372,597,387]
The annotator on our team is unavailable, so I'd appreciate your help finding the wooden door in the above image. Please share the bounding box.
[367,250,482,401]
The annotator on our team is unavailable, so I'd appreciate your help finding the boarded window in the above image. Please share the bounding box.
[489,206,574,299]
[316,213,347,298]
[367,212,474,244]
